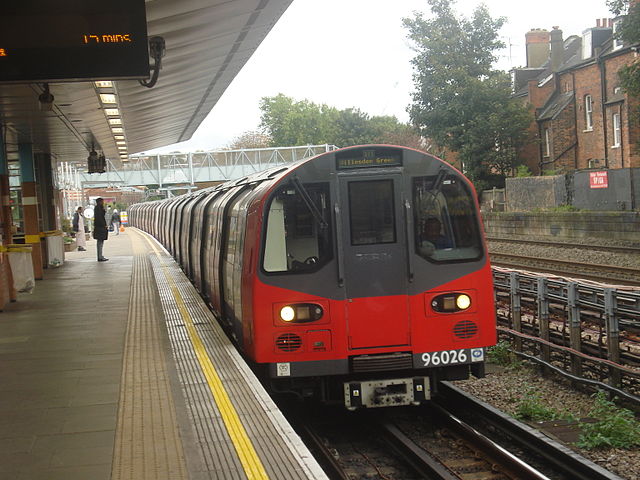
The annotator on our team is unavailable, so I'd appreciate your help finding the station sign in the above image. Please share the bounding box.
[0,0,149,82]
[589,171,609,189]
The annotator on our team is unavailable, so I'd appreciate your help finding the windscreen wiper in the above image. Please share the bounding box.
[291,176,328,230]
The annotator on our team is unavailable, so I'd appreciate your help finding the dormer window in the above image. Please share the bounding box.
[585,95,593,131]
[613,19,623,50]
[582,30,592,58]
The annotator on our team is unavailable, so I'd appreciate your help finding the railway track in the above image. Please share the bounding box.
[486,237,640,255]
[433,382,621,480]
[489,252,640,286]
[285,382,621,480]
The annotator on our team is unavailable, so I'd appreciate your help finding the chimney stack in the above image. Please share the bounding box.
[550,26,564,72]
[525,28,550,68]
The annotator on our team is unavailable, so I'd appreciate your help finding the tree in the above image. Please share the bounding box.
[609,1,640,103]
[259,94,338,146]
[403,0,531,191]
[259,93,429,149]
[227,130,272,150]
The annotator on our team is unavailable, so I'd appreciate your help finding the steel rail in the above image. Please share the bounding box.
[377,421,460,480]
[487,236,640,254]
[490,253,640,286]
[294,422,349,480]
[436,381,625,480]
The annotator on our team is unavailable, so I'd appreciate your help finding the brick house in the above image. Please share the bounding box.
[512,18,640,174]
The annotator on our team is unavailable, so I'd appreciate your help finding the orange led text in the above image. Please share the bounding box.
[0,48,7,57]
[83,34,132,44]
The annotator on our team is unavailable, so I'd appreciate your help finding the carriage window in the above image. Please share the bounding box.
[349,180,396,245]
[263,183,332,273]
[413,174,482,262]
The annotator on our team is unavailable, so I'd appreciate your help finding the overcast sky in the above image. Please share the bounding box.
[145,0,613,154]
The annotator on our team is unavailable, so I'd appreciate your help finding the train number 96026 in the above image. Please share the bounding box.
[420,348,484,367]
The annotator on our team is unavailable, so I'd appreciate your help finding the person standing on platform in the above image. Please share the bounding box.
[72,206,87,251]
[111,209,121,235]
[93,198,109,262]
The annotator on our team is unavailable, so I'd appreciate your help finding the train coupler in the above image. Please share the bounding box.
[344,377,430,410]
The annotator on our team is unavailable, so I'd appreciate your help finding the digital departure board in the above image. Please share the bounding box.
[0,1,149,82]
[336,147,403,170]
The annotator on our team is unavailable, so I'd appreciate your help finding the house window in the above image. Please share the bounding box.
[613,113,621,147]
[582,30,592,59]
[585,95,593,131]
[613,19,623,50]
[544,128,550,157]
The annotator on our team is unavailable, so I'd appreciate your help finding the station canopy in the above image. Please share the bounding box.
[0,0,293,167]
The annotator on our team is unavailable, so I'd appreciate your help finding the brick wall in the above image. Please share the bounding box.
[551,101,577,172]
[571,63,606,168]
[504,176,566,211]
[484,211,640,243]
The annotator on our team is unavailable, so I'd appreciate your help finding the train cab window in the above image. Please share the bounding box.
[263,182,332,273]
[413,174,482,262]
[348,180,396,245]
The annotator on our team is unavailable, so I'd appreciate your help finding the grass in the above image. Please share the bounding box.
[577,391,640,450]
[515,387,576,422]
[487,340,520,369]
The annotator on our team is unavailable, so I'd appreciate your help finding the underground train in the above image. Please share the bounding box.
[129,145,496,409]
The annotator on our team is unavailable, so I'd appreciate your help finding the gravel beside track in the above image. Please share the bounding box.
[488,238,640,271]
[478,237,640,478]
[454,366,640,480]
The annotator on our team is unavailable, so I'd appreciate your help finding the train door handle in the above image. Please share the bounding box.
[404,200,415,283]
[334,203,345,287]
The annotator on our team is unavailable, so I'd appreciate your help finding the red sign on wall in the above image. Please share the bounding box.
[589,171,609,189]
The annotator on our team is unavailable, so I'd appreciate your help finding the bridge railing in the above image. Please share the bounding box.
[77,144,337,188]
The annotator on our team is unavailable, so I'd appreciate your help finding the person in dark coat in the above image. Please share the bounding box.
[93,197,109,261]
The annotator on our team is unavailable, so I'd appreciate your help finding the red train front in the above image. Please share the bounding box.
[130,145,496,409]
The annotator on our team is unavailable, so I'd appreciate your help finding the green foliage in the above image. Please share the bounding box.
[403,0,532,186]
[516,389,562,421]
[259,94,336,146]
[514,165,532,177]
[60,215,72,234]
[608,1,640,140]
[487,340,517,367]
[550,204,578,212]
[259,94,420,148]
[577,391,640,449]
[227,130,272,149]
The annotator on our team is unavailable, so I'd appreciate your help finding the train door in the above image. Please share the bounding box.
[338,174,410,349]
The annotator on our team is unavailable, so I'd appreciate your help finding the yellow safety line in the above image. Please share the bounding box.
[138,231,270,480]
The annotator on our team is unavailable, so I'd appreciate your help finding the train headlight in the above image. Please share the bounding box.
[431,293,472,313]
[456,294,471,310]
[280,306,296,322]
[278,303,324,323]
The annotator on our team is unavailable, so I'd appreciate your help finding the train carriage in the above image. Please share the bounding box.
[130,145,496,409]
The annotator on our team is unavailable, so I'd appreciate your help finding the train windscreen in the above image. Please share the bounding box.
[413,174,483,262]
[263,182,332,273]
[348,179,396,245]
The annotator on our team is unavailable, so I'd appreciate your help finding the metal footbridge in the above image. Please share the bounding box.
[63,144,337,192]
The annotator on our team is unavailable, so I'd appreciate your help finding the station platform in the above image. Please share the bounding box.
[0,228,328,480]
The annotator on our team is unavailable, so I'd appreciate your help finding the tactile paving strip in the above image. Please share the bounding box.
[142,233,327,480]
[111,236,188,479]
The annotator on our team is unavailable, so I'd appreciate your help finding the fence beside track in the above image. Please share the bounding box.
[492,268,640,403]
